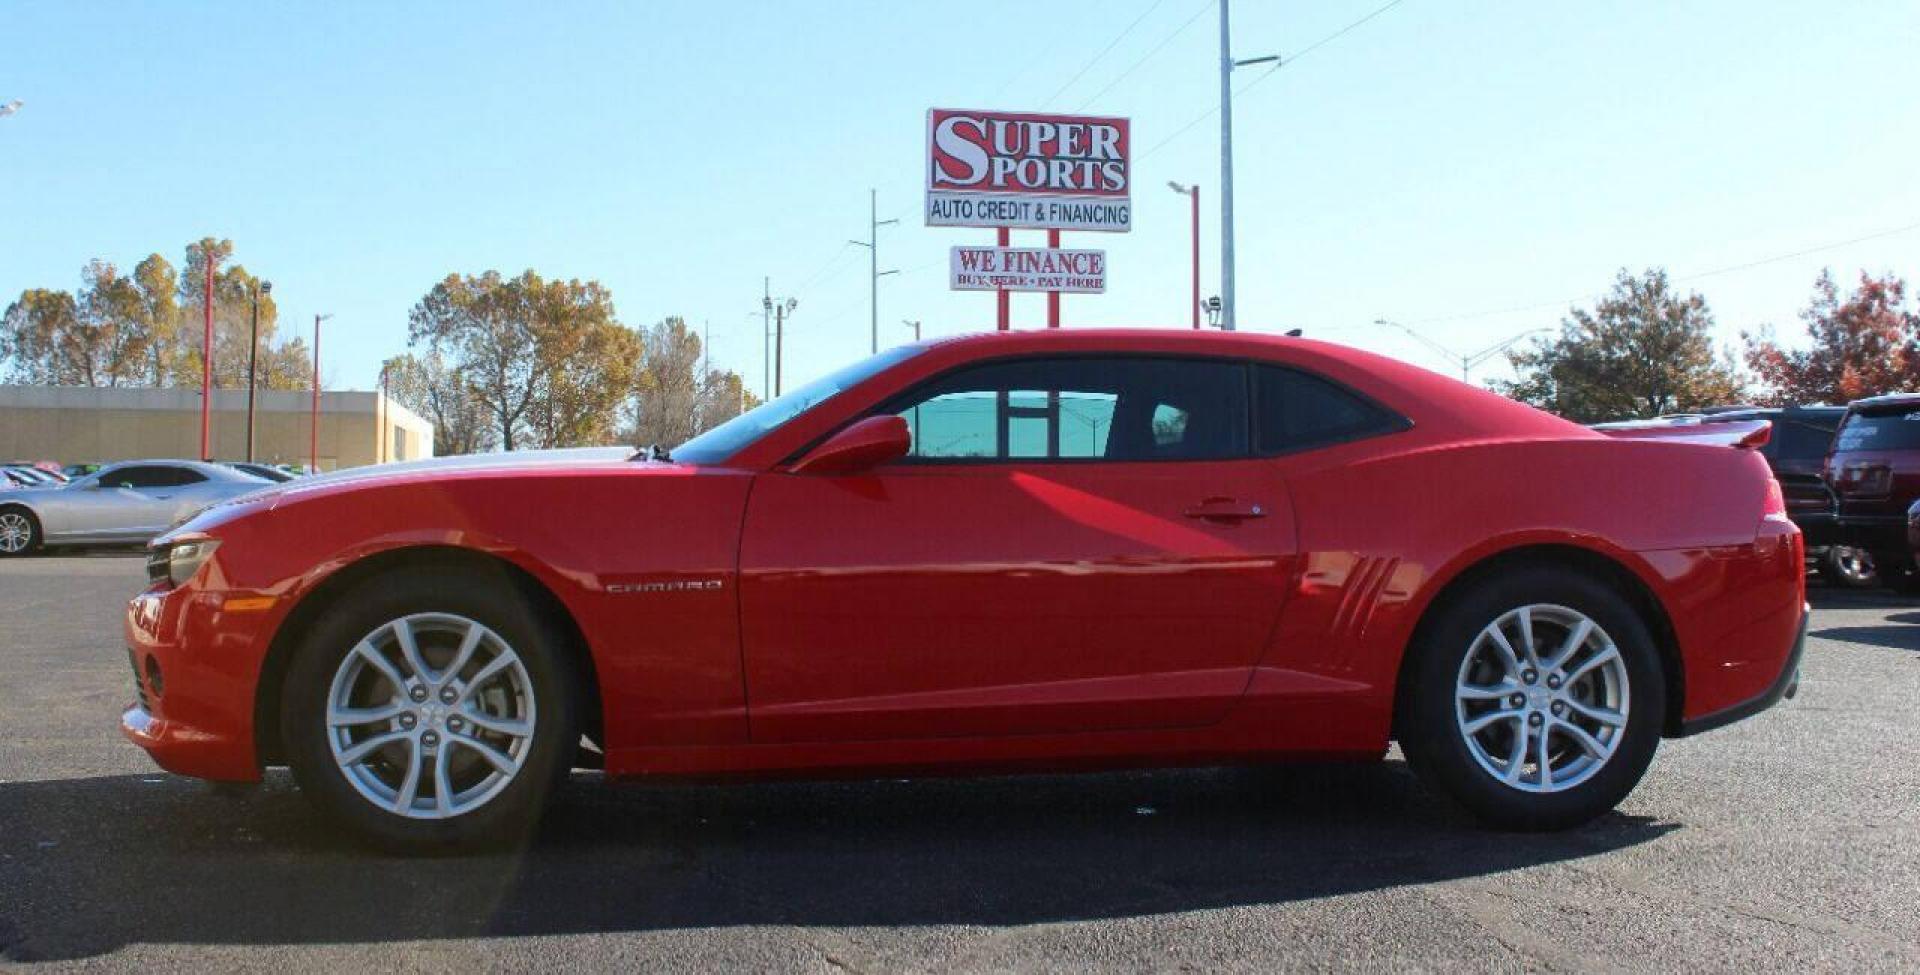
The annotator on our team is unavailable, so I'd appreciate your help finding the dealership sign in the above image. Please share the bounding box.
[950,246,1107,294]
[926,109,1132,233]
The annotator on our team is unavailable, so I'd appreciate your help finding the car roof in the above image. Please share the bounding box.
[1846,393,1920,412]
[94,459,253,479]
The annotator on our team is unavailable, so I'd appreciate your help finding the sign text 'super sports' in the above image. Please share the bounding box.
[925,108,1132,232]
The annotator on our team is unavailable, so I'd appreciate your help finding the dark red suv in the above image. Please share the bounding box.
[1826,393,1920,588]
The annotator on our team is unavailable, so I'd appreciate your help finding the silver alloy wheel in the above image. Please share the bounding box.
[0,511,32,553]
[1827,546,1876,586]
[325,612,536,819]
[1454,603,1629,794]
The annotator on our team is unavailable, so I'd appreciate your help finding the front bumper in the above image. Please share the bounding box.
[1675,607,1808,737]
[119,584,273,782]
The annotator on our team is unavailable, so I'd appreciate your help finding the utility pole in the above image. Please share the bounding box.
[245,280,271,463]
[764,290,797,397]
[311,313,331,473]
[850,189,899,354]
[1219,0,1277,332]
[772,299,796,396]
[198,247,219,461]
[761,277,771,400]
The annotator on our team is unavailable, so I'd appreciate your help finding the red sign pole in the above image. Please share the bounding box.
[1046,229,1062,327]
[199,251,217,461]
[996,226,1011,330]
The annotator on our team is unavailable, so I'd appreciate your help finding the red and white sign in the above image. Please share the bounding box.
[926,108,1132,233]
[949,246,1107,294]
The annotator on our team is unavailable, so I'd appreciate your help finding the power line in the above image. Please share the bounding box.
[1039,0,1171,109]
[1280,0,1410,66]
[1138,0,1410,160]
[1406,219,1920,326]
[1075,0,1216,111]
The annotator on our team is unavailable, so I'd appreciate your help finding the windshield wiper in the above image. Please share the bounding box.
[635,444,672,463]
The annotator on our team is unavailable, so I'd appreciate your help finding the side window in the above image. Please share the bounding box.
[104,466,167,489]
[892,357,1248,462]
[167,466,208,486]
[1254,365,1405,455]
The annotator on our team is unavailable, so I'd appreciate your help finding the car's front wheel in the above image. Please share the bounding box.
[0,507,40,557]
[1399,566,1665,831]
[281,568,579,851]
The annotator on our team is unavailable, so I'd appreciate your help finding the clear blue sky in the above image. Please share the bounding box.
[5,1,1918,395]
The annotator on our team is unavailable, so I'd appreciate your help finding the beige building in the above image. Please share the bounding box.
[0,386,433,472]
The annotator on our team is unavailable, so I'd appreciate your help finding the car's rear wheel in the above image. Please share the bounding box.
[282,568,579,852]
[0,507,40,557]
[1399,566,1664,831]
[1822,546,1878,588]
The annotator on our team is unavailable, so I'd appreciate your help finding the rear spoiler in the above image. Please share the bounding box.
[1595,419,1772,450]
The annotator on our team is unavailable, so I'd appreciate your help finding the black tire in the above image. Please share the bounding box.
[281,566,580,853]
[0,506,41,557]
[1398,565,1665,831]
[1821,546,1878,589]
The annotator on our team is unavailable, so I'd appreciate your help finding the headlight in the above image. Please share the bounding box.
[148,538,221,587]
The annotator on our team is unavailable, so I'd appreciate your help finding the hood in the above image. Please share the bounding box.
[300,445,638,486]
[183,446,646,526]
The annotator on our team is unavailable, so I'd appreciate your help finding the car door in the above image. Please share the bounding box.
[738,355,1298,742]
[88,464,183,538]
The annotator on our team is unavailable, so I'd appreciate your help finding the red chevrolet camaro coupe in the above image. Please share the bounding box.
[123,329,1806,850]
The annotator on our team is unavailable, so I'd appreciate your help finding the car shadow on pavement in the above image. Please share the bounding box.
[0,760,1675,961]
[1808,616,1920,651]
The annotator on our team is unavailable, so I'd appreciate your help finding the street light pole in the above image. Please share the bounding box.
[851,188,899,354]
[1168,182,1201,329]
[1219,0,1236,331]
[311,313,331,473]
[902,319,921,342]
[1218,1,1278,333]
[245,280,271,463]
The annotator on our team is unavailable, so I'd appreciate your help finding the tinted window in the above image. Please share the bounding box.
[892,357,1248,462]
[1835,409,1920,452]
[1772,418,1837,461]
[101,466,171,489]
[166,466,208,486]
[1254,365,1404,454]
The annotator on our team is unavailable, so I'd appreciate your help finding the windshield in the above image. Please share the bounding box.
[669,345,924,465]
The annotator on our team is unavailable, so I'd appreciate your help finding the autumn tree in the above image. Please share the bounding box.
[384,350,497,456]
[170,238,309,391]
[131,253,181,385]
[407,270,642,451]
[1743,270,1919,405]
[1497,268,1745,422]
[1,289,82,384]
[628,316,756,448]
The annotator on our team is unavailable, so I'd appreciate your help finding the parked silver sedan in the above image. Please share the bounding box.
[0,460,270,556]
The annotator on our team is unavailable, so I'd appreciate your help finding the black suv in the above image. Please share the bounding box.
[1702,406,1857,580]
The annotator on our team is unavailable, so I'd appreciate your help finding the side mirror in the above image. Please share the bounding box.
[791,415,911,475]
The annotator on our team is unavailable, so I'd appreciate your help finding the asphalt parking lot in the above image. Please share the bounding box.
[1,555,1916,972]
